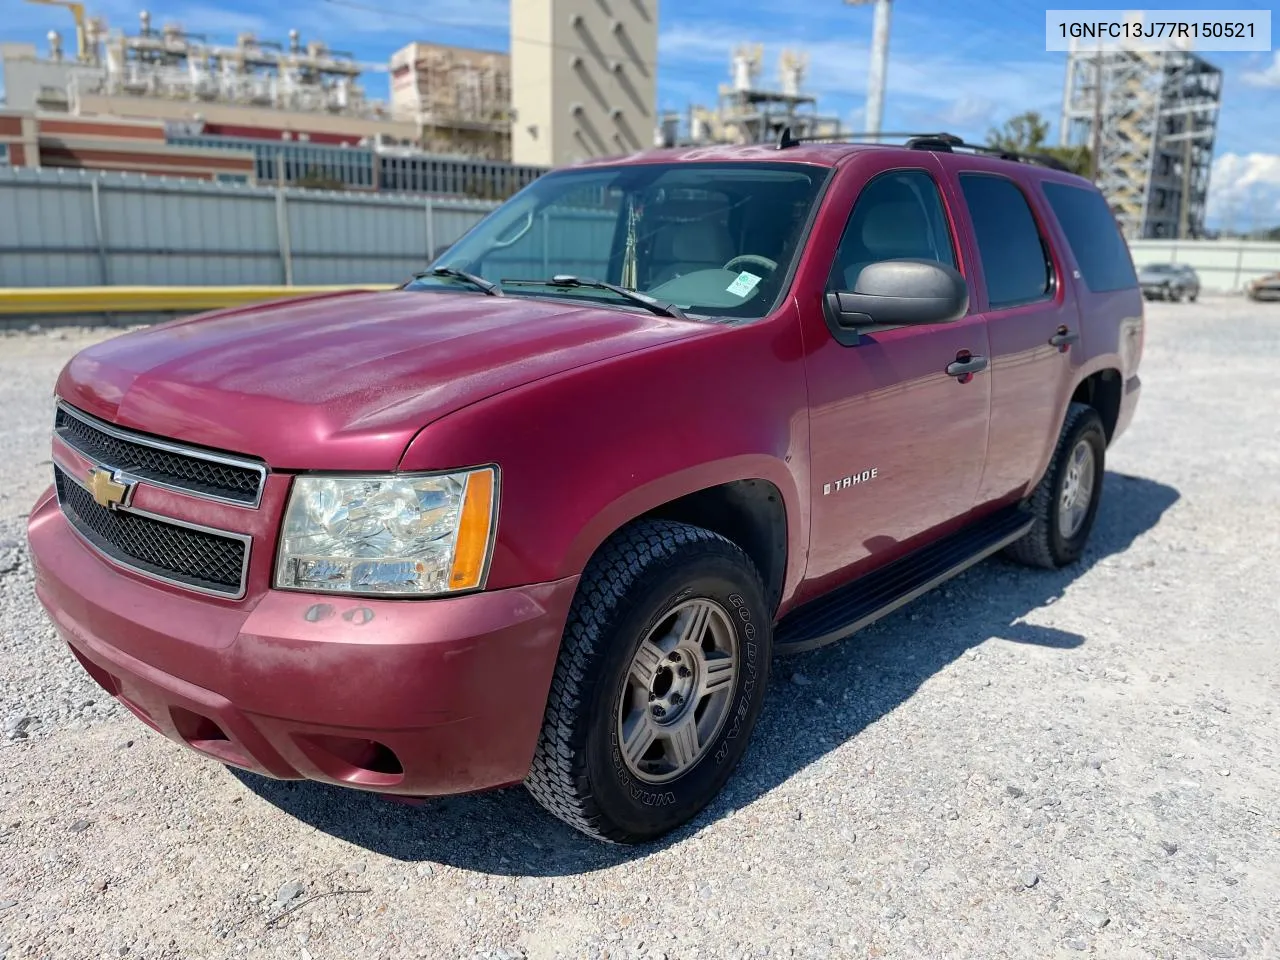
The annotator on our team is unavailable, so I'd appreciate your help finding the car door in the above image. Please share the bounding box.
[800,159,992,600]
[937,164,1084,508]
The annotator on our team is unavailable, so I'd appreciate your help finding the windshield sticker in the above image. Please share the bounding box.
[726,271,762,298]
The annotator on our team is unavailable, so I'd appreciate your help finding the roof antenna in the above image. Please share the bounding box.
[777,125,800,150]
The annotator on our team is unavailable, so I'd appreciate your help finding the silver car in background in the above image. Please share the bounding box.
[1138,263,1200,302]
[1247,272,1280,301]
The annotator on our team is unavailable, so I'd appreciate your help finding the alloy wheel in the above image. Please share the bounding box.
[616,598,738,784]
[1058,438,1096,538]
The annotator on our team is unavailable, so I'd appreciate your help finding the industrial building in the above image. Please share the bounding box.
[1060,33,1222,240]
[2,0,668,191]
[1,3,546,196]
[510,0,659,167]
[0,109,257,180]
[389,42,512,160]
[657,45,844,148]
[1,10,416,138]
[0,112,36,167]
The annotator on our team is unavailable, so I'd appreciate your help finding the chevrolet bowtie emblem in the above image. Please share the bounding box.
[87,467,132,510]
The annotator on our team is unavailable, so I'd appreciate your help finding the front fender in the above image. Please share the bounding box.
[398,310,811,603]
[559,453,800,585]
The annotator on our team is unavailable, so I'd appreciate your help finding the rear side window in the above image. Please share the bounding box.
[959,174,1053,309]
[1042,182,1138,293]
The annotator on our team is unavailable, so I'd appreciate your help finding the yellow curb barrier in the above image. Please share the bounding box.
[0,285,399,316]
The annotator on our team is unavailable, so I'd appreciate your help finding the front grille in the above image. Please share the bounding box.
[55,404,265,506]
[55,466,249,598]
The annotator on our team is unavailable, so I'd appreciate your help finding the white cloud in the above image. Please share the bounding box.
[657,23,1062,139]
[1207,152,1280,225]
[1241,52,1280,88]
[937,95,999,129]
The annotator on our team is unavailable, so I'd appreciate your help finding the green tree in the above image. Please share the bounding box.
[986,111,1092,177]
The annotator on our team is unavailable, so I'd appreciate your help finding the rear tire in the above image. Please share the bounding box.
[1004,402,1106,569]
[525,520,773,843]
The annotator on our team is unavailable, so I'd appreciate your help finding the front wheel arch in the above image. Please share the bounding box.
[558,461,801,613]
[638,478,788,615]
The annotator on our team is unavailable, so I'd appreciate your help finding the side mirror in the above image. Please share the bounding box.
[826,259,969,330]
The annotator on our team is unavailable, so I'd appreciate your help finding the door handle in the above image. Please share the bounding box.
[1049,327,1080,350]
[946,355,989,378]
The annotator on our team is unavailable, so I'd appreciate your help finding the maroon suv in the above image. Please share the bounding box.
[28,135,1143,844]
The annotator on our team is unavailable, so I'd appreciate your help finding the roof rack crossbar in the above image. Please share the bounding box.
[774,128,1071,172]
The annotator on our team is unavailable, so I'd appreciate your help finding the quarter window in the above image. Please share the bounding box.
[959,174,1053,309]
[829,169,956,291]
[1042,182,1138,293]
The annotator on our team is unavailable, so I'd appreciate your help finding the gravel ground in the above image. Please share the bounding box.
[1,298,1278,960]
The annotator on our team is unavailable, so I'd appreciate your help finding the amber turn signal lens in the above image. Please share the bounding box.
[448,467,496,590]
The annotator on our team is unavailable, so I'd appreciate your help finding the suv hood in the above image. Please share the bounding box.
[56,289,711,469]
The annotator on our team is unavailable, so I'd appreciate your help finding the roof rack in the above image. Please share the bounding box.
[774,126,1070,173]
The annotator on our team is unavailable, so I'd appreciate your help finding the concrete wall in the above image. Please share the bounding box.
[511,0,658,167]
[0,166,498,288]
[1128,239,1280,292]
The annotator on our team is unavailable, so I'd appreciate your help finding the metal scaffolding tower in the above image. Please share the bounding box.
[1060,39,1222,240]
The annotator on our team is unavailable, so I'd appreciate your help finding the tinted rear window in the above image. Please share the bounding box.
[1042,182,1137,293]
[959,174,1053,309]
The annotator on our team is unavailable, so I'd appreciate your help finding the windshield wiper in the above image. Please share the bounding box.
[413,266,502,296]
[501,274,686,320]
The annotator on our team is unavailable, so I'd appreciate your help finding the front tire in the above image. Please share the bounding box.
[525,520,773,843]
[1005,402,1106,569]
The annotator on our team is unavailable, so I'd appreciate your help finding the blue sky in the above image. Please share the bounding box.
[6,0,1280,226]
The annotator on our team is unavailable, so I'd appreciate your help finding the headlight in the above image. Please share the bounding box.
[274,467,497,596]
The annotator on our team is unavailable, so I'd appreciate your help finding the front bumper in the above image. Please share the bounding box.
[27,486,579,796]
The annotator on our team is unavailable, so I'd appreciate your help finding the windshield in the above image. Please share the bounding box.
[406,161,831,320]
[1144,264,1175,273]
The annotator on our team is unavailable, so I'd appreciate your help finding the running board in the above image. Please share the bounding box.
[774,507,1034,656]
